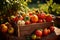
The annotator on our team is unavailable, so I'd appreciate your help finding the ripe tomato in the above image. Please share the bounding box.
[14,16,19,22]
[29,15,33,19]
[37,13,46,19]
[19,15,24,20]
[43,28,49,36]
[1,24,8,33]
[25,20,31,25]
[50,26,55,32]
[30,15,38,23]
[29,12,33,16]
[35,30,42,37]
[1,24,6,26]
[47,29,50,34]
[14,15,23,22]
[45,15,53,22]
[10,15,15,20]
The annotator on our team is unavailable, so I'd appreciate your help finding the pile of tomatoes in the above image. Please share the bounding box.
[10,10,53,26]
[30,26,55,40]
[0,22,14,34]
[0,9,54,36]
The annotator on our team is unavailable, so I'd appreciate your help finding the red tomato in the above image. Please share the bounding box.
[19,15,24,20]
[35,30,42,37]
[38,19,43,23]
[14,16,19,22]
[29,12,33,16]
[50,26,55,32]
[43,28,49,36]
[37,13,46,19]
[25,20,31,25]
[45,15,53,22]
[14,15,23,22]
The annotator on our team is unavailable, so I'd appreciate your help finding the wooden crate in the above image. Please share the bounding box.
[18,22,53,40]
[1,22,58,40]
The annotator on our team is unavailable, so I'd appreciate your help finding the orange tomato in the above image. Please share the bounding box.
[43,28,49,36]
[47,29,50,34]
[1,24,8,33]
[30,15,38,23]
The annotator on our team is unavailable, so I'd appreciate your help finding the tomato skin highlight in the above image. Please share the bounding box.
[38,19,44,23]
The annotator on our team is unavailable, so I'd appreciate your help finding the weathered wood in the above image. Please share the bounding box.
[19,22,53,40]
[1,22,59,40]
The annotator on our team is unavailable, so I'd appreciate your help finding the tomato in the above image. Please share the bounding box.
[13,15,24,22]
[24,16,30,21]
[37,13,46,19]
[47,29,50,34]
[50,26,55,32]
[45,15,53,22]
[25,20,31,25]
[18,15,24,20]
[43,28,48,36]
[1,24,8,33]
[22,12,26,17]
[29,12,33,16]
[14,16,19,22]
[1,24,6,26]
[31,34,36,40]
[8,27,14,34]
[38,19,43,23]
[29,15,33,19]
[35,30,42,37]
[10,15,15,20]
[30,15,38,23]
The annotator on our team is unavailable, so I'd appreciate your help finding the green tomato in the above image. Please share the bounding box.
[31,34,36,40]
[24,16,30,21]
